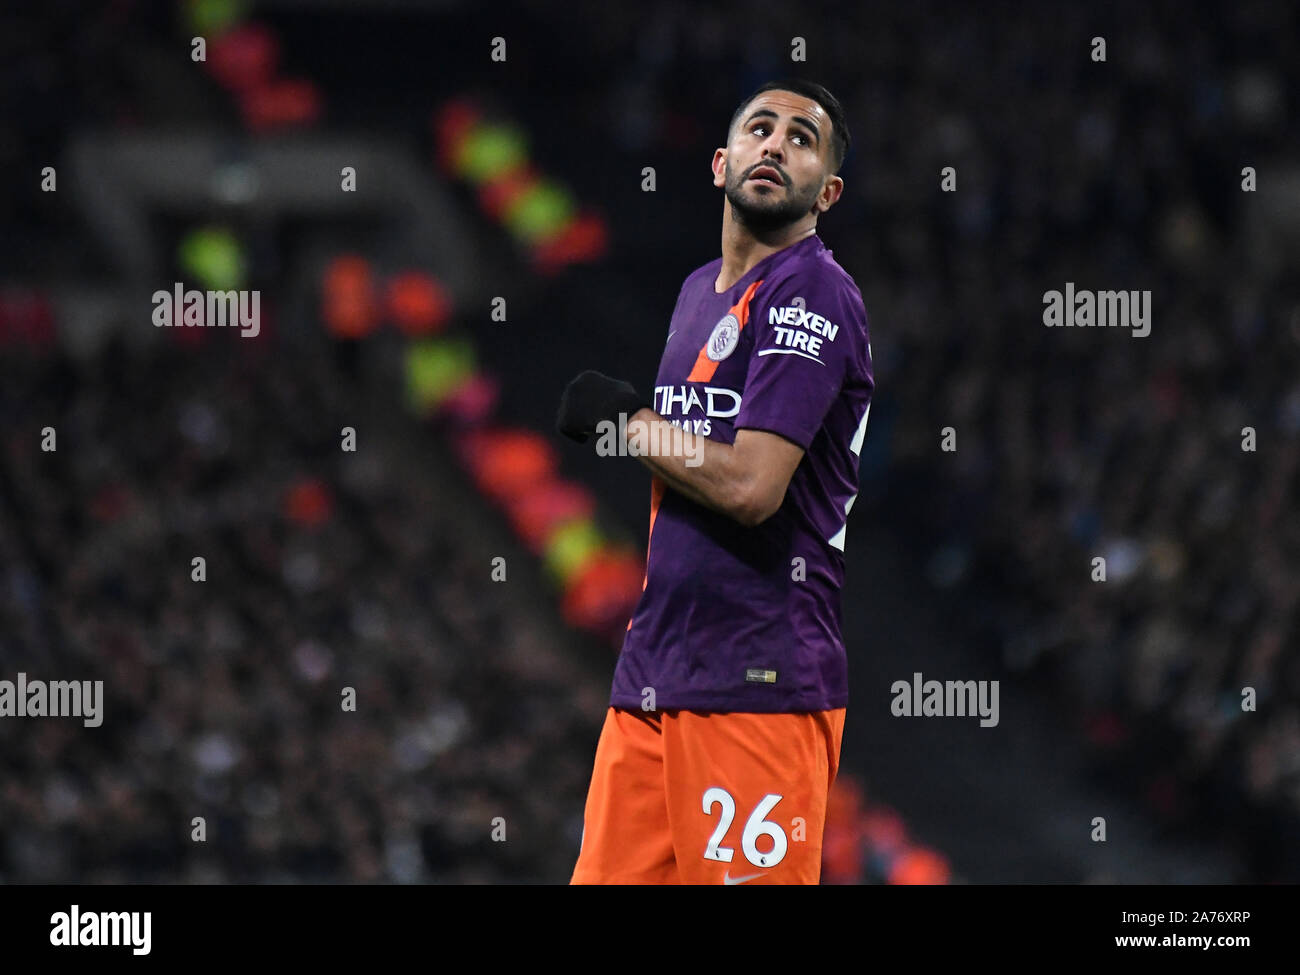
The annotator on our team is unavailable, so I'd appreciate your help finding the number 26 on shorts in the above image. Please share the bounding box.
[701,788,788,868]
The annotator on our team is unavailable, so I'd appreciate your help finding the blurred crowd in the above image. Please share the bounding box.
[0,311,932,884]
[0,330,607,882]
[838,2,1300,879]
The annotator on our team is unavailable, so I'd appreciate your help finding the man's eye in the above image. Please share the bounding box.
[754,125,808,146]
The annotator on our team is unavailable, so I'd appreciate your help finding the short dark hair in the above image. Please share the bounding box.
[728,78,851,174]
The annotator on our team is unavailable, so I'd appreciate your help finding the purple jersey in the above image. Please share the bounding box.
[611,233,874,713]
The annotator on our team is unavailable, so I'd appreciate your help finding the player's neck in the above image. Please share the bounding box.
[715,211,816,294]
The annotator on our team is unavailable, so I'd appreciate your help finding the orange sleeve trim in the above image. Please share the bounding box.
[627,475,667,630]
[684,279,763,383]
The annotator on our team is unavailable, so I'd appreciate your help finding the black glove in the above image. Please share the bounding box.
[556,370,650,443]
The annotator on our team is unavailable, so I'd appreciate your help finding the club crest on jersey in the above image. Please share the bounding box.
[706,314,740,361]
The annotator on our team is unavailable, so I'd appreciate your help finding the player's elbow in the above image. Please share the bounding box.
[729,480,784,527]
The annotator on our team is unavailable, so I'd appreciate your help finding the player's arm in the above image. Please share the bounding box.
[623,409,803,526]
[630,271,866,525]
[555,270,860,528]
[554,371,802,526]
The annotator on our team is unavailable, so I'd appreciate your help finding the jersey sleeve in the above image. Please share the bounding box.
[667,279,688,338]
[734,269,867,450]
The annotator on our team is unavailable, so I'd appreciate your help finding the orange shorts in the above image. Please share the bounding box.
[570,706,846,885]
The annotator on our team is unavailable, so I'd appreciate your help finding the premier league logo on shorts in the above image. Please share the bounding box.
[706,314,740,361]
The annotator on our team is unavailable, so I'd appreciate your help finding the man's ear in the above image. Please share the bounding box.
[816,174,844,213]
[712,148,727,188]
